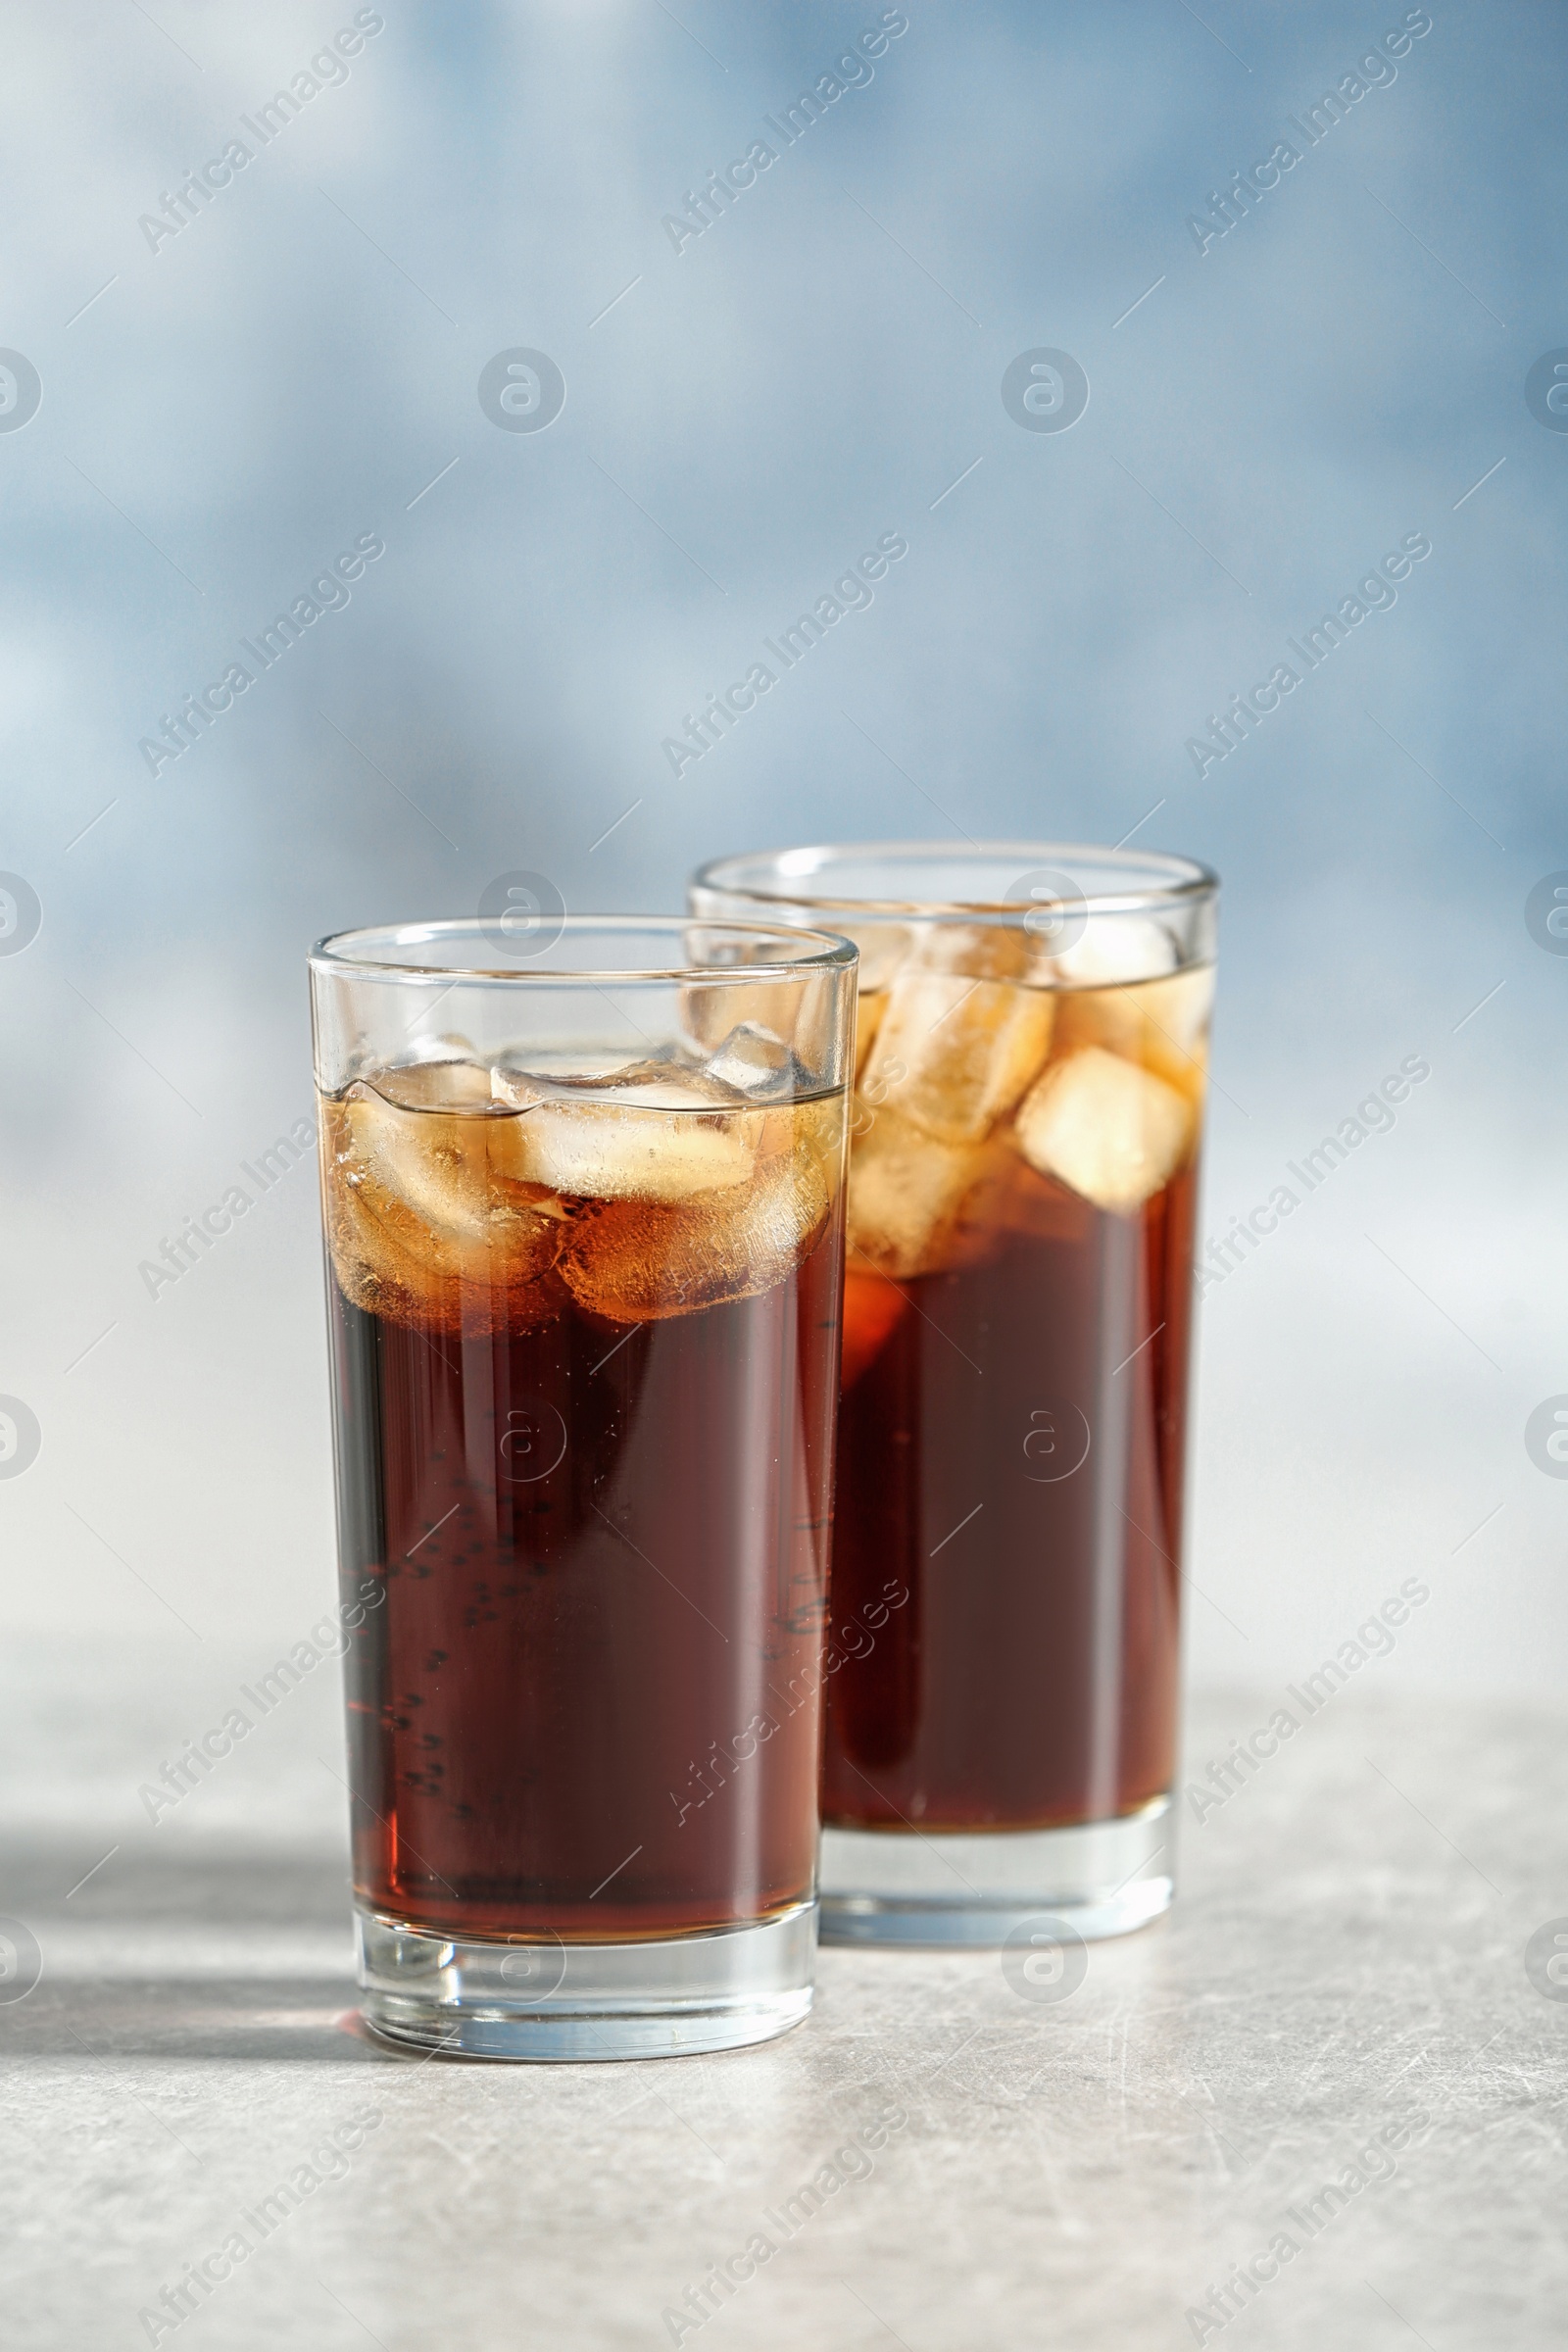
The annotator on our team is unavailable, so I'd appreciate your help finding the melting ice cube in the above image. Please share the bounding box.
[1054,965,1215,1099]
[845,1103,1008,1279]
[320,1078,567,1333]
[703,1021,802,1101]
[1013,1046,1191,1214]
[493,1062,759,1204]
[1052,914,1177,989]
[861,971,1055,1145]
[560,1104,830,1319]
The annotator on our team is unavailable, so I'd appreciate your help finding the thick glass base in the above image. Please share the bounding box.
[356,1901,815,2061]
[818,1798,1172,1946]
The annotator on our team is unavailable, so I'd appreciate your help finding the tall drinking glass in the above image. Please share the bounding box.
[309,916,856,2055]
[691,847,1218,1945]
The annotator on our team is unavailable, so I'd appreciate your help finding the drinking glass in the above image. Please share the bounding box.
[309,915,856,2054]
[691,846,1218,1944]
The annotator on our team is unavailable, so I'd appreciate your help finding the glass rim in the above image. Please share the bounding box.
[309,912,859,987]
[692,839,1219,920]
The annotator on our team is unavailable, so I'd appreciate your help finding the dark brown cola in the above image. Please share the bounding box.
[320,1066,846,1940]
[820,956,1209,1834]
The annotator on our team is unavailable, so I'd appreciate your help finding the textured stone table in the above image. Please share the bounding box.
[4,1648,1563,2350]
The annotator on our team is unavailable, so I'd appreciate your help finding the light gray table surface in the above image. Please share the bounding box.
[4,1644,1563,2350]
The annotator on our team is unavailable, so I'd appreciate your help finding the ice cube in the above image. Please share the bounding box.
[493,1062,760,1203]
[328,1185,569,1337]
[493,1047,652,1088]
[1052,913,1177,988]
[1013,1047,1191,1213]
[1147,963,1215,1051]
[333,1080,554,1247]
[861,970,1055,1145]
[703,1021,802,1101]
[1054,965,1214,1099]
[845,1104,1009,1279]
[681,972,836,1078]
[370,1054,496,1109]
[321,1084,568,1335]
[905,921,1041,982]
[561,1115,829,1320]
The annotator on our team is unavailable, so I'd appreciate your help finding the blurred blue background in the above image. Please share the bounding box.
[3,0,1563,1754]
